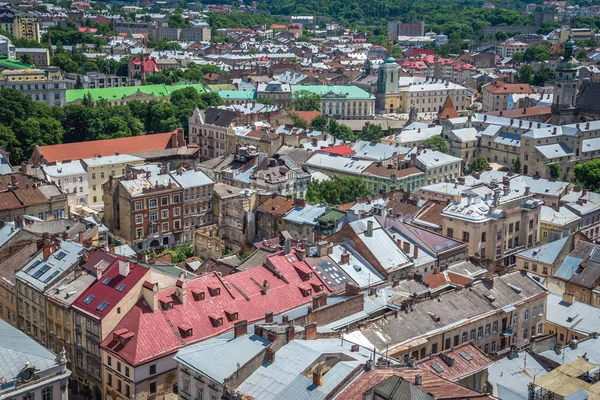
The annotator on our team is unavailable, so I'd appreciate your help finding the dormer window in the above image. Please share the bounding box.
[225,311,238,321]
[192,290,205,301]
[299,286,312,297]
[208,286,221,297]
[160,300,174,310]
[311,283,324,293]
[209,315,223,327]
[179,327,193,338]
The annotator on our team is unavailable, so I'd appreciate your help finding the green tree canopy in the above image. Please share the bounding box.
[358,123,384,141]
[310,114,328,131]
[574,159,600,191]
[518,65,533,84]
[306,177,370,205]
[532,67,554,86]
[421,136,449,154]
[290,90,322,111]
[469,156,489,172]
[549,163,560,179]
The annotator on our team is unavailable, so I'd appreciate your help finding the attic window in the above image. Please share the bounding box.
[431,363,444,373]
[192,290,205,301]
[225,311,238,321]
[179,327,193,338]
[96,301,109,311]
[208,286,221,297]
[83,294,95,305]
[161,300,174,310]
[460,351,472,361]
[102,277,112,285]
[55,251,66,260]
[116,284,126,292]
[299,286,312,297]
[311,283,324,292]
[209,315,223,327]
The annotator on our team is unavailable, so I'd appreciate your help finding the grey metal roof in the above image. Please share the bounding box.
[282,204,327,226]
[546,293,600,336]
[517,236,569,265]
[581,137,600,154]
[487,351,548,400]
[351,140,411,161]
[14,240,84,291]
[0,318,60,385]
[0,221,19,248]
[237,339,374,400]
[536,142,573,160]
[169,169,214,189]
[174,334,270,384]
[0,151,14,175]
[42,161,87,178]
[538,336,600,365]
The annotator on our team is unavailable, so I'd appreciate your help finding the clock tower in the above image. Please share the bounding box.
[551,34,579,125]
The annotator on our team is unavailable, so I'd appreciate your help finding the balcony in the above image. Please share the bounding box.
[503,245,525,257]
[502,328,513,337]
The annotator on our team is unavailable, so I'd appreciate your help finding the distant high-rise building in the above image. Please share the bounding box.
[387,20,425,38]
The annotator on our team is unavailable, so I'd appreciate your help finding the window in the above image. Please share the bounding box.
[462,332,468,343]
[485,324,491,336]
[174,207,181,217]
[149,382,157,394]
[42,387,52,400]
[117,379,122,393]
[182,375,190,394]
[477,326,483,339]
[462,231,470,242]
[470,329,476,341]
[531,326,536,337]
[524,262,529,270]
[136,215,142,224]
[493,321,498,333]
[538,324,543,335]
[136,228,143,239]
[150,211,158,222]
[149,199,157,209]
[532,307,537,319]
[117,361,121,372]
[524,309,529,321]
[542,266,548,275]
[197,387,204,400]
[108,373,113,387]
[513,314,519,325]
[107,356,112,366]
[101,172,105,179]
[538,304,543,315]
[173,194,180,203]
[515,221,520,231]
[491,341,497,352]
[523,329,528,340]
[135,201,142,211]
[149,364,156,375]
[447,228,454,237]
[161,209,168,219]
[161,197,168,206]
[125,366,130,377]
[484,343,490,353]
[92,173,96,180]
[481,232,486,242]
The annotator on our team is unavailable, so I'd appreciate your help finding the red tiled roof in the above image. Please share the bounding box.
[336,368,493,399]
[291,111,321,124]
[78,27,97,33]
[319,145,356,156]
[271,24,287,29]
[101,248,333,365]
[72,257,150,320]
[402,223,463,254]
[257,195,295,215]
[439,96,460,119]
[0,191,23,211]
[418,343,493,382]
[130,57,158,73]
[423,270,473,290]
[484,81,533,95]
[487,106,552,118]
[35,131,182,163]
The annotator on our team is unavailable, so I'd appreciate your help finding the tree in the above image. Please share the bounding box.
[291,113,308,129]
[306,177,370,205]
[75,74,84,90]
[532,67,554,86]
[310,114,328,131]
[518,65,533,84]
[0,125,23,164]
[549,163,560,179]
[576,49,588,62]
[19,53,33,65]
[256,97,276,106]
[358,123,384,141]
[328,119,356,140]
[495,31,508,41]
[290,90,321,111]
[469,156,489,172]
[421,136,449,154]
[513,157,522,174]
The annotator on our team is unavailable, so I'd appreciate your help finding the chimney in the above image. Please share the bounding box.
[413,244,419,258]
[317,240,329,257]
[312,293,327,310]
[284,236,292,255]
[265,347,276,362]
[176,272,187,304]
[43,244,53,260]
[340,251,350,264]
[415,374,423,385]
[297,248,305,261]
[503,185,510,196]
[234,320,248,338]
[295,198,306,209]
[262,280,270,295]
[367,220,374,236]
[313,369,324,387]
[95,265,103,280]
[286,325,295,342]
[524,186,531,196]
[483,276,494,289]
[305,323,317,340]
[403,241,410,253]
[119,259,130,277]
[562,292,575,305]
[78,231,84,245]
[265,311,274,323]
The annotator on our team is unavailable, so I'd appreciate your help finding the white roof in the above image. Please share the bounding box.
[83,154,143,167]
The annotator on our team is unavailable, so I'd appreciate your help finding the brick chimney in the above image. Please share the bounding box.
[313,369,324,387]
[562,292,575,305]
[297,248,305,261]
[234,320,248,338]
[340,251,350,264]
[176,272,187,304]
[312,293,327,310]
[286,325,295,342]
[266,347,275,362]
[265,311,274,323]
[42,243,54,260]
[413,244,419,258]
[119,259,130,277]
[305,323,317,340]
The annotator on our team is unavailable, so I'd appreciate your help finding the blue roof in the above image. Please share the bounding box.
[517,236,569,265]
[283,205,327,225]
[169,169,214,189]
[554,255,584,281]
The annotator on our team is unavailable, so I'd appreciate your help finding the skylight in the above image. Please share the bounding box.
[102,277,112,285]
[32,265,51,279]
[460,351,472,361]
[431,363,444,373]
[96,301,109,311]
[83,294,96,305]
[55,251,66,260]
[116,284,127,292]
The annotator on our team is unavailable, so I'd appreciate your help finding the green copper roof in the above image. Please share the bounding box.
[217,90,257,100]
[318,209,346,222]
[66,82,206,103]
[0,57,33,70]
[291,85,374,99]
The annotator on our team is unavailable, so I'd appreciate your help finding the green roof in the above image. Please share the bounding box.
[0,57,33,70]
[318,209,346,222]
[291,84,374,99]
[217,90,257,100]
[66,82,206,103]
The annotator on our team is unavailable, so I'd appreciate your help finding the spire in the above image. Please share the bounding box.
[564,32,575,59]
[439,95,459,120]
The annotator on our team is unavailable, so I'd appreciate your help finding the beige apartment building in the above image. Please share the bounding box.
[82,154,144,206]
[482,81,533,112]
[441,183,541,271]
[398,79,471,113]
[189,107,236,160]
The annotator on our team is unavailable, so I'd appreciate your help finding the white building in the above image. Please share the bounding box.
[43,160,88,211]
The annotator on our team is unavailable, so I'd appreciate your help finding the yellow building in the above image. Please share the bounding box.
[545,292,598,346]
[0,277,18,328]
[0,11,40,42]
[82,154,144,206]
